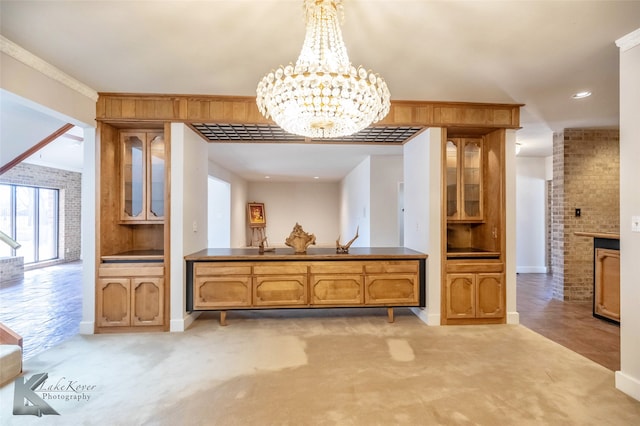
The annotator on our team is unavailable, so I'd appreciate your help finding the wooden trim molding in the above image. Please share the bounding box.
[616,28,640,52]
[0,123,74,175]
[97,93,522,129]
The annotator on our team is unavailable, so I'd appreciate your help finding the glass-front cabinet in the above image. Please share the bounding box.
[445,138,483,222]
[120,131,165,222]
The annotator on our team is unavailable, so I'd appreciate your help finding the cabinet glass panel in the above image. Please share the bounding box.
[148,134,165,219]
[123,135,145,218]
[463,141,481,218]
[446,140,458,218]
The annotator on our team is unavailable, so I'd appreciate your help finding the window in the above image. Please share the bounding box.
[0,184,59,264]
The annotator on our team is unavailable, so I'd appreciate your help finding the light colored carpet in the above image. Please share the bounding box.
[1,308,639,425]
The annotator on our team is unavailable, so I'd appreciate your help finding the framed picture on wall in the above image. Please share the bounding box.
[247,202,266,227]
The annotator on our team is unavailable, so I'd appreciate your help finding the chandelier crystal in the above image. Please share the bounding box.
[256,0,391,139]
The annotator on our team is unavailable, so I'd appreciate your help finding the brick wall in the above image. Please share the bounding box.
[0,256,24,282]
[546,180,552,270]
[551,128,620,301]
[0,163,82,268]
[551,132,565,298]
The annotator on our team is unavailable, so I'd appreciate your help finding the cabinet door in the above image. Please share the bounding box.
[121,132,147,221]
[445,274,475,319]
[445,139,460,219]
[97,278,131,327]
[310,274,363,305]
[364,274,418,305]
[194,276,252,308]
[147,133,165,221]
[461,139,483,220]
[131,277,164,326]
[254,275,307,306]
[476,273,504,318]
[594,248,620,322]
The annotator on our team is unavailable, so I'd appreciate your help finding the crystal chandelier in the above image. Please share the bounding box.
[256,0,391,139]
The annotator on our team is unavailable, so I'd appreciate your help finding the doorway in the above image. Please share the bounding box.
[207,176,231,248]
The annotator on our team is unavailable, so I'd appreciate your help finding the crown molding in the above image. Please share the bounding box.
[1,35,98,101]
[615,28,640,52]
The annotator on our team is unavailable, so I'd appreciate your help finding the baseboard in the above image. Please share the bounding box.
[170,311,201,332]
[410,307,440,326]
[615,371,640,402]
[78,321,94,335]
[507,311,520,325]
[516,266,548,273]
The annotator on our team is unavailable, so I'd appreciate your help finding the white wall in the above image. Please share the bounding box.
[170,123,208,332]
[207,177,230,248]
[79,127,96,334]
[615,28,640,402]
[505,129,519,325]
[208,160,248,248]
[404,128,441,325]
[340,158,371,247]
[370,155,403,246]
[515,157,547,273]
[248,181,340,247]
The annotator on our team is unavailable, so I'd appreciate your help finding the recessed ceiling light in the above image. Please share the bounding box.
[264,176,271,179]
[313,176,320,180]
[572,91,592,99]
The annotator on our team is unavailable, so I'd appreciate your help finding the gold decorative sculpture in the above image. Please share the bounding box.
[336,226,359,254]
[285,223,316,254]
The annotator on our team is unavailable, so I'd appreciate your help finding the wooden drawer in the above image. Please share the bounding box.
[99,263,164,277]
[253,275,307,306]
[446,262,503,273]
[253,263,307,275]
[194,262,252,276]
[310,274,364,305]
[309,261,363,274]
[194,276,252,309]
[364,261,418,274]
[365,273,419,305]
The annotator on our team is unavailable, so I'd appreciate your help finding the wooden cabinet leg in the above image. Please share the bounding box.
[387,307,394,323]
[220,311,227,326]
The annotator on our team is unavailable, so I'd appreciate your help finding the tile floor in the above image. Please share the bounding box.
[0,261,82,360]
[517,272,620,371]
[0,263,621,370]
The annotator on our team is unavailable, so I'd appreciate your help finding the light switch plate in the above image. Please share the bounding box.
[633,216,640,233]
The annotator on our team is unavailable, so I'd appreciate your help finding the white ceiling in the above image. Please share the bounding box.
[1,1,639,179]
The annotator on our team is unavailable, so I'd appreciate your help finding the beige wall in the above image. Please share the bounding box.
[0,51,96,126]
[615,28,640,402]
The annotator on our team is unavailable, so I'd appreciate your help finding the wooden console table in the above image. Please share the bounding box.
[185,247,427,325]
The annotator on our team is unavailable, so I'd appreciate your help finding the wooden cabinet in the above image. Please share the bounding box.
[97,264,164,328]
[445,138,483,222]
[442,129,506,325]
[445,272,504,321]
[185,252,425,321]
[594,248,620,323]
[96,122,170,333]
[121,131,165,223]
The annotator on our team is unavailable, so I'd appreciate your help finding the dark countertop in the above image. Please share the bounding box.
[101,249,164,262]
[574,232,620,240]
[185,247,427,261]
